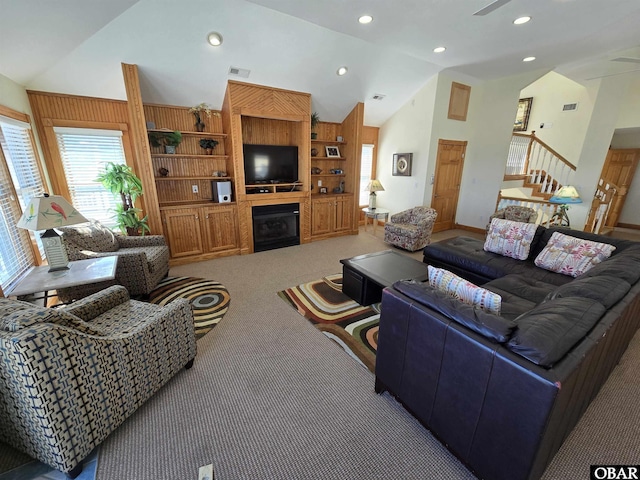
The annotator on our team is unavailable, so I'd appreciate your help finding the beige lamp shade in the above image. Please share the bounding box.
[365,179,385,193]
[550,185,582,204]
[17,194,88,231]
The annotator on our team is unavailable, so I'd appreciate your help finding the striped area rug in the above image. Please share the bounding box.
[278,274,380,373]
[149,277,230,339]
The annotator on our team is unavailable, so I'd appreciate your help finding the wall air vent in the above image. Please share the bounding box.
[562,103,578,112]
[372,94,386,101]
[228,66,250,78]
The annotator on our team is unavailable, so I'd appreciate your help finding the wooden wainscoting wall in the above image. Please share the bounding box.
[26,90,157,230]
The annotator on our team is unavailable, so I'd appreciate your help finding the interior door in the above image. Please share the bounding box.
[599,148,640,227]
[431,139,467,232]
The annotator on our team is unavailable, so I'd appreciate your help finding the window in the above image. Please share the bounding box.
[359,144,375,206]
[54,127,126,227]
[0,114,45,289]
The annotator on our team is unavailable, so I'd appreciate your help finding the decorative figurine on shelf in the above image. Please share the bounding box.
[212,171,227,177]
[329,168,343,174]
[199,138,219,155]
[311,167,322,174]
[311,148,319,157]
[333,181,345,194]
[158,167,169,177]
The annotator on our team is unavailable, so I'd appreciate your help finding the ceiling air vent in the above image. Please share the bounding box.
[228,66,250,78]
[372,94,386,101]
[611,57,640,64]
[562,103,578,112]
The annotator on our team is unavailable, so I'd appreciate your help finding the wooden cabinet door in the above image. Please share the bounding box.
[334,196,353,232]
[162,209,204,258]
[202,205,239,252]
[311,197,333,236]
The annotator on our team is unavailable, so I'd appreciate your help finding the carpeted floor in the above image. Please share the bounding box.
[2,227,640,479]
[278,274,380,372]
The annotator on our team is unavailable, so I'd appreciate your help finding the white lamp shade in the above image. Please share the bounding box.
[17,195,88,231]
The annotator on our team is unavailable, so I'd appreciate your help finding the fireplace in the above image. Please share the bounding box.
[252,203,300,252]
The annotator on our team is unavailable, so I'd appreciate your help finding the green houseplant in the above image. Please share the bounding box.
[96,162,149,236]
[311,112,320,139]
[148,130,183,154]
[199,138,219,154]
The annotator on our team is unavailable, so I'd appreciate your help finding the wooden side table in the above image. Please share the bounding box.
[5,256,118,304]
[362,207,390,234]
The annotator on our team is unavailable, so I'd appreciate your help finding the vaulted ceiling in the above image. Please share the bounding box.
[1,0,640,126]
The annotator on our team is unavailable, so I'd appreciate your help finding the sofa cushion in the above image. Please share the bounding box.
[0,300,96,333]
[544,275,631,309]
[423,236,573,286]
[577,249,640,285]
[507,298,606,367]
[484,219,539,260]
[534,232,616,277]
[483,275,556,321]
[428,265,502,315]
[60,219,118,252]
[393,279,516,343]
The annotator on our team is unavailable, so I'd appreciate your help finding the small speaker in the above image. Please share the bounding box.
[211,181,232,203]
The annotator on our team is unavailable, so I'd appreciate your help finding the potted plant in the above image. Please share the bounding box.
[163,130,182,154]
[199,138,219,155]
[311,112,320,139]
[148,130,183,154]
[96,162,149,236]
[189,103,212,132]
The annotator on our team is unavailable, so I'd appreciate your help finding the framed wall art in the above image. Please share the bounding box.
[325,146,341,158]
[392,153,412,176]
[514,97,533,131]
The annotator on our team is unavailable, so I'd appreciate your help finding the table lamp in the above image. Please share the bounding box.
[549,185,582,227]
[17,193,88,271]
[365,179,385,210]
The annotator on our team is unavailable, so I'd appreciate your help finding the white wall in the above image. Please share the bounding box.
[616,77,640,129]
[570,75,634,229]
[0,73,33,113]
[519,71,595,164]
[376,75,438,213]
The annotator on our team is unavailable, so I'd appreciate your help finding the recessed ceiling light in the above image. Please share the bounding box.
[433,46,446,53]
[513,16,531,25]
[207,32,223,46]
[358,15,373,24]
[523,56,536,62]
[337,66,348,76]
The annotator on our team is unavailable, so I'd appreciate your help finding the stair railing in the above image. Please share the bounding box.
[585,177,619,234]
[506,131,577,196]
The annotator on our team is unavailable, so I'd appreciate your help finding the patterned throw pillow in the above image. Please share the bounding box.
[428,265,502,315]
[534,232,616,277]
[484,218,538,260]
[61,219,118,252]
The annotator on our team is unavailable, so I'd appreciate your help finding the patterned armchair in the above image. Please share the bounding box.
[0,286,196,478]
[58,220,170,302]
[383,207,438,252]
[487,205,538,231]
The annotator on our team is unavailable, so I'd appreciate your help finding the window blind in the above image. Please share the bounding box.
[359,144,375,206]
[54,127,126,227]
[0,117,41,289]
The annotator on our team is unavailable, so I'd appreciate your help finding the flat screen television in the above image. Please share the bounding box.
[243,144,298,184]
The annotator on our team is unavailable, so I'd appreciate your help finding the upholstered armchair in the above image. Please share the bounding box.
[487,205,538,231]
[0,285,196,478]
[58,220,169,302]
[383,206,438,252]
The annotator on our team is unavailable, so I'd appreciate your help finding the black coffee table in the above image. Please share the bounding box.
[340,250,429,305]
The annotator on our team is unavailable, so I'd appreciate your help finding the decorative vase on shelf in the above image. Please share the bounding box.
[311,148,318,157]
[311,132,318,139]
[196,122,205,132]
[205,148,213,155]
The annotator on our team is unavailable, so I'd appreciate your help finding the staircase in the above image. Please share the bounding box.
[498,131,577,226]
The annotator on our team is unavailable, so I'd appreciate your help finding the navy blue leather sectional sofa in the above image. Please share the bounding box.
[375,227,640,480]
